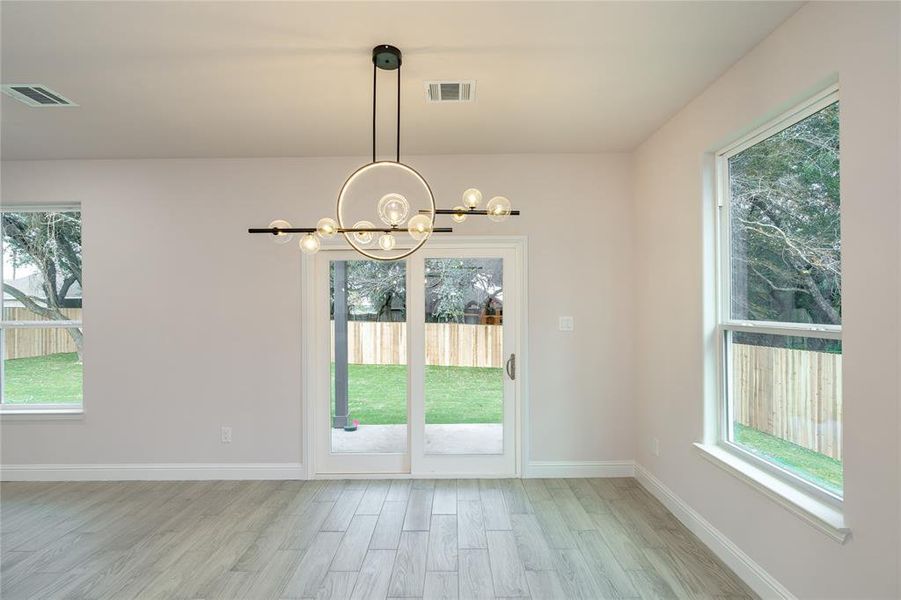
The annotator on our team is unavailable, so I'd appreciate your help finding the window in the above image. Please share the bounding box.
[716,89,841,499]
[1,208,83,411]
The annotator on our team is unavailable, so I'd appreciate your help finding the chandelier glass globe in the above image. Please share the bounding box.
[299,233,321,254]
[377,193,410,227]
[268,220,294,244]
[352,221,375,245]
[316,217,338,238]
[407,214,433,241]
[487,196,512,222]
[451,206,468,223]
[378,233,397,251]
[463,188,482,209]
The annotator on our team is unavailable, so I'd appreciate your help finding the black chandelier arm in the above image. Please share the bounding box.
[396,63,401,163]
[249,227,315,234]
[419,208,522,216]
[248,227,453,235]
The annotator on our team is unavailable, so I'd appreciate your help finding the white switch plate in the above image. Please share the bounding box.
[559,316,574,331]
[221,426,232,443]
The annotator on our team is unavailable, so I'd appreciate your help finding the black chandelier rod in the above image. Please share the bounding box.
[372,49,402,163]
[372,62,377,163]
[249,227,454,235]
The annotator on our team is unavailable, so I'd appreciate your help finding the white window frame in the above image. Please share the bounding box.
[0,204,84,415]
[714,86,842,505]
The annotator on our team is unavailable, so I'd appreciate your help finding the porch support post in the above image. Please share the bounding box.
[333,261,349,428]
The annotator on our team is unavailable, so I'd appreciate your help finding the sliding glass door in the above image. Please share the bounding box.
[410,248,518,475]
[314,252,410,474]
[312,244,519,476]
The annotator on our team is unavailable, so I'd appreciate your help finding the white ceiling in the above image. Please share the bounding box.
[0,1,801,160]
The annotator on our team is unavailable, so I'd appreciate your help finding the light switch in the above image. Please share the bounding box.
[559,316,574,331]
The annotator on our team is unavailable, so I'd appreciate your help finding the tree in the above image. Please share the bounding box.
[328,258,503,324]
[425,258,502,323]
[331,261,406,321]
[729,101,840,350]
[2,212,83,360]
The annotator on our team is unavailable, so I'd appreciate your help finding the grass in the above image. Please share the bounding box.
[734,423,842,493]
[3,352,82,404]
[331,363,502,424]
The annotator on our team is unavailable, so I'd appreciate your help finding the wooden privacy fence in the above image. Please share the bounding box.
[331,321,503,368]
[733,343,842,460]
[2,308,82,360]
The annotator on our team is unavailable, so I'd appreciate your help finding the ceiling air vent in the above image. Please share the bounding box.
[1,84,77,107]
[425,80,475,103]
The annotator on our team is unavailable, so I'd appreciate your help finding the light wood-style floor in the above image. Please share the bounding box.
[0,478,756,599]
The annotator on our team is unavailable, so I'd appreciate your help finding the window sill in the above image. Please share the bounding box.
[693,442,850,543]
[0,408,84,420]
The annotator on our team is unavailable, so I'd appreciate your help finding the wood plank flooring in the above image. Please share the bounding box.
[0,478,757,599]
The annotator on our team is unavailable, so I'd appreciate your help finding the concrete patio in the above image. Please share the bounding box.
[331,423,502,454]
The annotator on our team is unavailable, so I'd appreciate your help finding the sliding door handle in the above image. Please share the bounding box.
[505,353,516,380]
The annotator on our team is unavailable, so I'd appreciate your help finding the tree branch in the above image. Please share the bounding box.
[2,283,64,320]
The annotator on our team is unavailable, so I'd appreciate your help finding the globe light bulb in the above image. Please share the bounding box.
[487,196,512,222]
[463,188,482,209]
[316,217,338,238]
[352,221,375,245]
[268,220,294,244]
[378,233,397,251]
[407,214,433,241]
[451,206,468,223]
[299,233,320,254]
[377,193,410,227]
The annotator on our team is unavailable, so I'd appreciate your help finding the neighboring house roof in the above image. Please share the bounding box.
[2,272,82,304]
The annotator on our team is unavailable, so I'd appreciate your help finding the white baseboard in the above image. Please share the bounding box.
[1,461,632,481]
[0,463,306,481]
[523,460,634,478]
[634,463,795,600]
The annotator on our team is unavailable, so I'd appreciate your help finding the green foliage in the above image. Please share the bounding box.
[729,102,840,329]
[425,258,502,323]
[2,211,84,362]
[734,423,842,493]
[330,258,503,323]
[330,363,503,424]
[3,352,82,404]
[331,260,407,321]
[2,211,82,312]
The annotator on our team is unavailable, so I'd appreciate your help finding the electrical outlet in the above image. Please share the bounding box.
[221,426,232,444]
[651,437,660,457]
[558,316,574,331]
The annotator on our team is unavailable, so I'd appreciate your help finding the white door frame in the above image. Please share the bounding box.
[301,236,529,479]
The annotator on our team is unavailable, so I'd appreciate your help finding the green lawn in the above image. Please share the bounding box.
[332,363,502,424]
[734,423,842,493]
[3,352,82,404]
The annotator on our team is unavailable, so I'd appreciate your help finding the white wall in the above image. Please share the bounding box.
[0,153,635,467]
[632,3,900,598]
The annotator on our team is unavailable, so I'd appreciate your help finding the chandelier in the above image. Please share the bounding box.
[249,45,518,261]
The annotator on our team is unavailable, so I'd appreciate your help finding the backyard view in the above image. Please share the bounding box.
[727,99,843,494]
[330,257,504,454]
[2,210,83,407]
